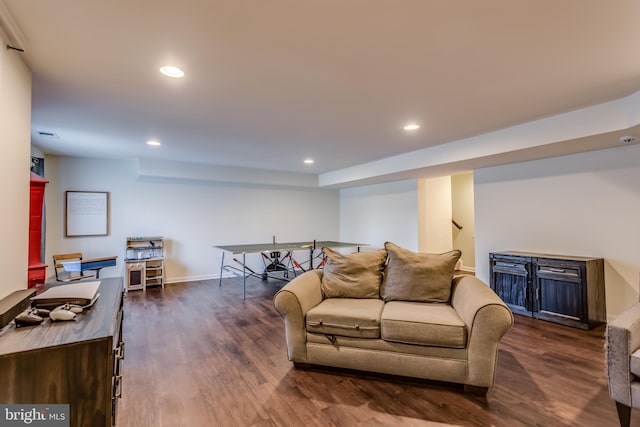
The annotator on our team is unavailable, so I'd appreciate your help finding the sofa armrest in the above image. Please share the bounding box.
[451,275,514,387]
[273,269,324,362]
[607,303,640,406]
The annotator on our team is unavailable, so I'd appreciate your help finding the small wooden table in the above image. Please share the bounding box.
[62,255,117,278]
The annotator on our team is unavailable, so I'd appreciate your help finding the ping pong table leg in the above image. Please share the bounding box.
[219,251,225,287]
[242,253,246,300]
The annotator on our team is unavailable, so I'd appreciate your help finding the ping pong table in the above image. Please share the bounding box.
[214,240,366,299]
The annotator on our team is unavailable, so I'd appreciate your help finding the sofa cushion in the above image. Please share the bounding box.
[320,247,387,299]
[381,242,461,303]
[631,348,640,377]
[306,298,384,339]
[381,301,467,348]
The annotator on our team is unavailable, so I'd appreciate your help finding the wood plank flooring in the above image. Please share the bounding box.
[117,277,631,427]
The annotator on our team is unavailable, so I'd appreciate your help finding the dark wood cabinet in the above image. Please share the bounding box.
[0,278,124,426]
[490,252,605,329]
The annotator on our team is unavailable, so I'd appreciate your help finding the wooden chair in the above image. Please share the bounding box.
[53,253,93,282]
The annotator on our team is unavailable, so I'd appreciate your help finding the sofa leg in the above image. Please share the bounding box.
[615,401,631,427]
[463,385,488,396]
[293,362,311,370]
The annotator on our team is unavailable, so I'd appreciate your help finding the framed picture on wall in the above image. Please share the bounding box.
[65,191,109,237]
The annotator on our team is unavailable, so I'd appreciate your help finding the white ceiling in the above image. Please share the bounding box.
[4,0,640,177]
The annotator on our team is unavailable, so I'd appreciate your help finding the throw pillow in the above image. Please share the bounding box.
[381,242,461,303]
[321,247,387,299]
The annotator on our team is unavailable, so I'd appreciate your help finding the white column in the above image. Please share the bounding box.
[417,176,453,254]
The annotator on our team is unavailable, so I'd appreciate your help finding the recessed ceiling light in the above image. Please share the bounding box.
[303,159,314,164]
[159,65,184,78]
[147,140,161,146]
[404,123,420,131]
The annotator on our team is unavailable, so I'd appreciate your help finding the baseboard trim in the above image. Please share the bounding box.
[165,268,307,285]
[166,274,224,284]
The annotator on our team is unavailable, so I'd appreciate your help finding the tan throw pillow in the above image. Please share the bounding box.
[321,247,387,299]
[382,242,461,303]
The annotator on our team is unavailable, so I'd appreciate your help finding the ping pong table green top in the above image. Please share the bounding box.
[214,240,366,254]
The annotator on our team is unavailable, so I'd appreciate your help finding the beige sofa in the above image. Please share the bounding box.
[273,243,513,393]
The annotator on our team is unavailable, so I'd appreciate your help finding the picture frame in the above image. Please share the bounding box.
[65,191,109,237]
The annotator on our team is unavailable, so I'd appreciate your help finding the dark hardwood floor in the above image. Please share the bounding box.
[117,276,630,427]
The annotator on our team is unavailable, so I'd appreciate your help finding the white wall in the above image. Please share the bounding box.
[44,156,340,283]
[0,36,31,299]
[36,125,639,323]
[339,180,418,251]
[475,144,640,320]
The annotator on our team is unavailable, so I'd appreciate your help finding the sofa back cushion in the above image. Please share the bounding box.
[321,247,387,299]
[381,242,461,303]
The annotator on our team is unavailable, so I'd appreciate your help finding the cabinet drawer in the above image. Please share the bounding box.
[536,265,581,283]
[492,261,528,276]
[111,308,124,426]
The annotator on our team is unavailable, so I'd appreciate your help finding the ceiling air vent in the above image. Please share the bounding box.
[37,131,60,139]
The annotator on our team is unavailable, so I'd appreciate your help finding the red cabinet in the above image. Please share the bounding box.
[28,172,48,288]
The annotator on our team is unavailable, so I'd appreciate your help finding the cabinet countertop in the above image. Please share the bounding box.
[0,277,123,356]
[490,251,603,262]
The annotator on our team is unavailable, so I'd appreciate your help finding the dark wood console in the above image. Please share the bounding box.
[0,277,124,426]
[489,252,605,329]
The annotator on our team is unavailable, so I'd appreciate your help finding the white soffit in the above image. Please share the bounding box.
[136,158,320,189]
[319,90,640,188]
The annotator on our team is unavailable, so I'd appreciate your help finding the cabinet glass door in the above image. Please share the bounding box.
[536,263,584,325]
[491,261,532,316]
